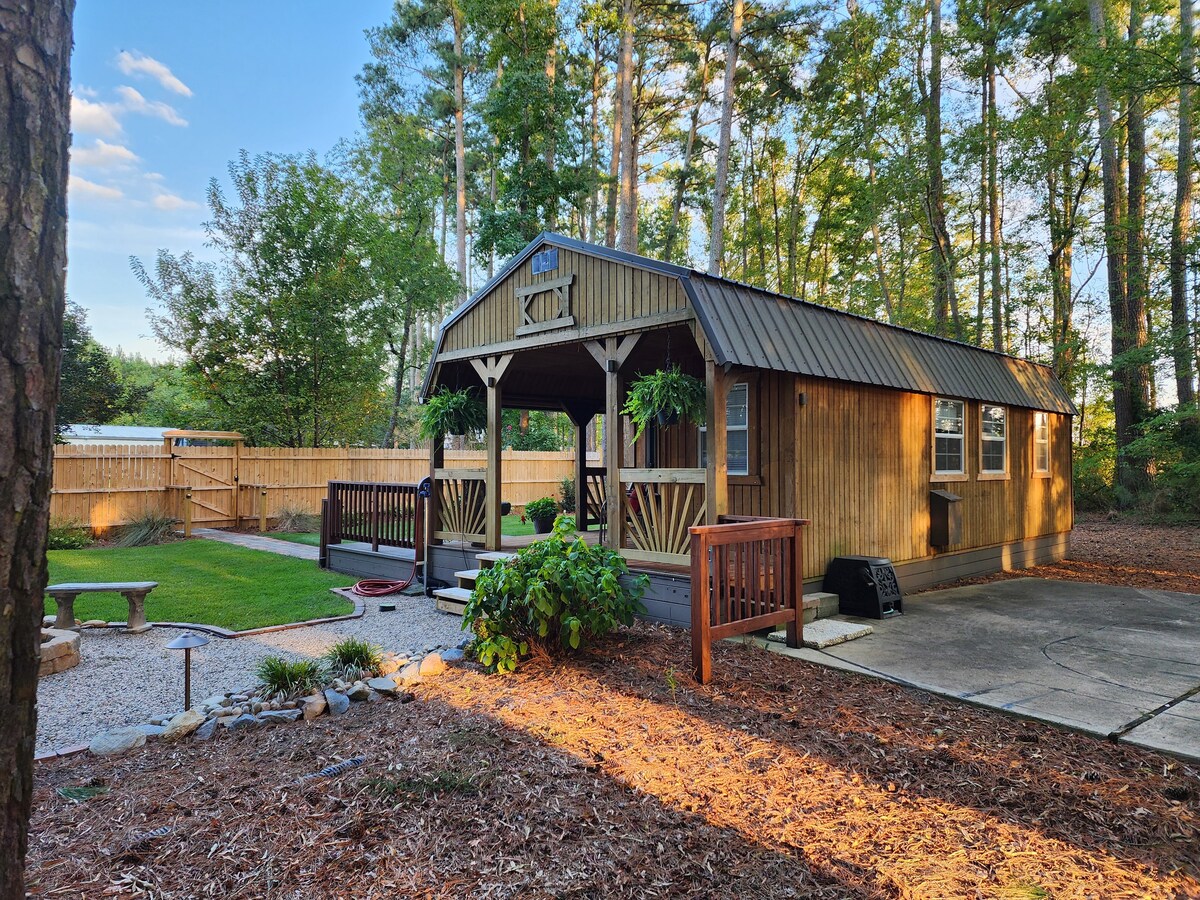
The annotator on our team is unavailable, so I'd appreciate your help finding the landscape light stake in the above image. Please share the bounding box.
[166,632,210,710]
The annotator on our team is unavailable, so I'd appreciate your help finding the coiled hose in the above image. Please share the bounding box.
[351,562,418,597]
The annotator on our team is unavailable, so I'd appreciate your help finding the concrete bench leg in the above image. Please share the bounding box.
[122,591,152,634]
[53,594,79,632]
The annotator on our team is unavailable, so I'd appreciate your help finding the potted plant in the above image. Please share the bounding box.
[419,387,486,439]
[622,365,707,440]
[525,497,558,534]
[501,501,512,516]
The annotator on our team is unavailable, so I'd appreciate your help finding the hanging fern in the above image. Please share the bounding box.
[622,366,707,441]
[419,387,486,439]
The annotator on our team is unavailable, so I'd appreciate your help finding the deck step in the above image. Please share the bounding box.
[454,568,482,584]
[433,586,471,616]
[475,551,517,568]
[802,591,840,623]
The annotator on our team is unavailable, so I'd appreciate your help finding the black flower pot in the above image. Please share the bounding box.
[500,501,512,516]
[532,516,555,534]
[655,410,680,427]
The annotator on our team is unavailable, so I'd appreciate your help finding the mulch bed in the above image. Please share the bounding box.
[926,513,1200,595]
[27,627,1199,898]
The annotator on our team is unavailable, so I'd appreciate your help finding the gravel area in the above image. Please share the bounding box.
[36,591,466,755]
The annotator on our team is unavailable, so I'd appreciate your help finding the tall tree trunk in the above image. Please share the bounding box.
[590,32,603,244]
[922,0,961,338]
[0,3,73,896]
[606,19,625,248]
[544,0,558,230]
[665,38,713,262]
[708,0,743,275]
[1171,0,1197,407]
[617,0,638,252]
[384,310,415,448]
[976,66,988,345]
[985,20,1003,351]
[451,1,468,295]
[1126,0,1151,425]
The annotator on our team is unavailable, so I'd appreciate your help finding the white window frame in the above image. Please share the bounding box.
[932,398,966,478]
[1033,411,1050,475]
[699,382,750,476]
[979,404,1008,477]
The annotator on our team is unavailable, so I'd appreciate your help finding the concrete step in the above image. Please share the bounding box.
[768,617,873,649]
[475,551,517,568]
[433,586,471,616]
[802,591,840,623]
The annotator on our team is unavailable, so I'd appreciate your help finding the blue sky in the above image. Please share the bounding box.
[68,1,393,359]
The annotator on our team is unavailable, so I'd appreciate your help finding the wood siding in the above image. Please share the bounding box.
[640,374,1072,580]
[441,246,690,356]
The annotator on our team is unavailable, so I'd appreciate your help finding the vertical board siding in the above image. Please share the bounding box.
[441,246,689,353]
[51,446,599,529]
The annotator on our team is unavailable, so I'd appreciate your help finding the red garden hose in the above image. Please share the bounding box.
[351,563,418,597]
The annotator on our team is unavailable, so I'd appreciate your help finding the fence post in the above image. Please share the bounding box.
[319,498,329,568]
[259,489,268,533]
[183,489,192,538]
[370,482,380,552]
[787,522,804,649]
[691,529,712,684]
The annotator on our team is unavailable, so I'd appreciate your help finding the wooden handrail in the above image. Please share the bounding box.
[690,515,809,683]
[320,480,424,560]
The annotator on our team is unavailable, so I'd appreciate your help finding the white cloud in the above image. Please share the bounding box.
[143,171,165,182]
[69,175,124,201]
[71,139,140,169]
[152,192,200,211]
[115,86,187,126]
[71,95,122,136]
[116,51,193,97]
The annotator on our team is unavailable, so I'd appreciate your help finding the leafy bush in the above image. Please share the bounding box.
[323,637,383,681]
[524,497,558,520]
[1073,441,1116,512]
[114,510,176,547]
[622,365,707,441]
[559,477,576,513]
[47,521,92,550]
[255,655,324,698]
[419,387,486,439]
[274,505,319,533]
[464,516,647,672]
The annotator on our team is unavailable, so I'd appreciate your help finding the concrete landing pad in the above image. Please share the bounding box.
[769,619,874,649]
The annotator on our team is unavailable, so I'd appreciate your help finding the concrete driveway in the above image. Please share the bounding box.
[764,578,1200,762]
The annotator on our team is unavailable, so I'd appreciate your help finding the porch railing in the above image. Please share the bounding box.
[578,465,607,531]
[433,467,486,543]
[690,515,809,683]
[619,467,707,566]
[320,480,424,566]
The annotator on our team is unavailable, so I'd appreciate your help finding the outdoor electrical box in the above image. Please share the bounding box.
[824,556,904,619]
[929,489,962,550]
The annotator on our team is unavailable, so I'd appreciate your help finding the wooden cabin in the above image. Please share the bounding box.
[327,233,1074,627]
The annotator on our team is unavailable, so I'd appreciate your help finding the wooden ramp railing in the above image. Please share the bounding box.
[619,467,707,567]
[320,481,424,566]
[690,515,809,684]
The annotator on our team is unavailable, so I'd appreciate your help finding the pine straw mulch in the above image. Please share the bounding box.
[28,626,1200,900]
[925,514,1200,595]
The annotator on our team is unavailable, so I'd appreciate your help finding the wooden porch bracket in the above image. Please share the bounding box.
[470,353,514,551]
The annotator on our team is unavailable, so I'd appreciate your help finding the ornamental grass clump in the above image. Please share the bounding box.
[255,656,324,698]
[323,637,383,681]
[463,516,647,673]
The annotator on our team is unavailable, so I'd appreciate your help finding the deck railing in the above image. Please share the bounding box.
[690,515,809,683]
[320,480,424,566]
[618,467,707,566]
[578,465,607,531]
[433,468,486,544]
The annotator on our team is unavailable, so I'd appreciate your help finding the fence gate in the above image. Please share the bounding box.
[171,444,240,527]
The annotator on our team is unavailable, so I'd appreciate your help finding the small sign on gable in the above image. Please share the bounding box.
[531,247,558,275]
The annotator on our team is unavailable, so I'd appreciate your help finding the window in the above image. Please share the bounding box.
[980,404,1007,474]
[933,398,965,475]
[699,382,750,476]
[1033,412,1050,474]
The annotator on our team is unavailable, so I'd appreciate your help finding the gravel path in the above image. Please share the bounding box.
[36,592,466,755]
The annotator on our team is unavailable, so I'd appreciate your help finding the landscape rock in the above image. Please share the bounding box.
[324,689,350,716]
[81,620,108,628]
[212,706,239,718]
[418,652,447,677]
[378,656,404,676]
[162,708,206,742]
[193,718,219,741]
[201,694,229,709]
[441,648,466,664]
[397,662,423,686]
[367,676,399,696]
[135,724,166,740]
[301,693,327,720]
[223,714,258,731]
[346,682,371,702]
[258,709,303,724]
[88,727,146,757]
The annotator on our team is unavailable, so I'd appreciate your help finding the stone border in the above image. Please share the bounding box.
[73,587,370,640]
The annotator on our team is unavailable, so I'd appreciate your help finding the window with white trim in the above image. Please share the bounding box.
[980,404,1007,474]
[933,398,965,475]
[1033,412,1050,473]
[699,382,750,476]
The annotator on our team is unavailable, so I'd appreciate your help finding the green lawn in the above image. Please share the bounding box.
[46,540,355,631]
[265,531,321,547]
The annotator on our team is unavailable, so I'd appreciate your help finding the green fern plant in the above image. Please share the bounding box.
[419,387,486,439]
[255,656,324,698]
[622,366,707,441]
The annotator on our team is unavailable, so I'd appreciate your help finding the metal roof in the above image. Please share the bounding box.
[426,234,1075,415]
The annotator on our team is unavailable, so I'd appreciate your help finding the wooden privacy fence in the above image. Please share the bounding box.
[690,515,809,684]
[51,444,598,530]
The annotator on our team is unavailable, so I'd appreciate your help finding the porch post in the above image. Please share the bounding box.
[428,435,444,547]
[705,358,731,525]
[471,354,513,552]
[574,418,588,531]
[585,335,640,549]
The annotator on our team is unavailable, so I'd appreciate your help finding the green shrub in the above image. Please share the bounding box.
[114,510,176,547]
[323,637,383,680]
[559,476,576,513]
[255,655,324,698]
[274,506,319,533]
[464,516,647,673]
[524,497,558,520]
[47,521,92,550]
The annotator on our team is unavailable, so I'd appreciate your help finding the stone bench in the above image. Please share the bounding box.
[45,582,159,634]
